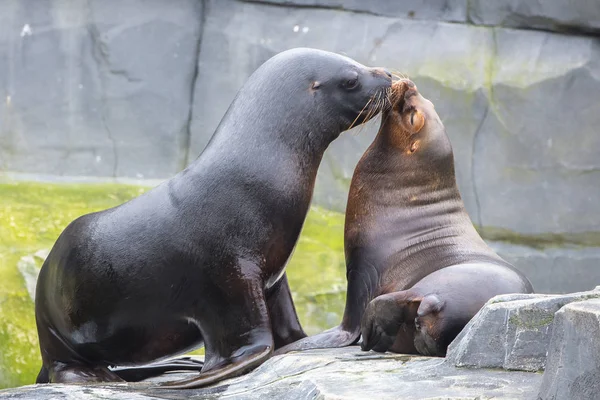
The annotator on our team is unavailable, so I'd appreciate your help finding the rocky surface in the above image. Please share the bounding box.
[0,348,543,400]
[4,285,600,398]
[469,0,600,34]
[473,27,600,236]
[538,299,600,400]
[492,242,600,294]
[16,249,47,302]
[0,0,203,179]
[239,0,469,22]
[446,286,600,372]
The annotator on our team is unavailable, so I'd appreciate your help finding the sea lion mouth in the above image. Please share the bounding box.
[349,85,393,130]
[387,79,426,135]
[390,79,419,112]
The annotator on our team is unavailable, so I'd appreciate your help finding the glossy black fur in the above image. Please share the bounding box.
[34,48,392,388]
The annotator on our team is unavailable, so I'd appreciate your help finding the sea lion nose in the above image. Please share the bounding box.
[404,82,418,99]
[372,67,392,79]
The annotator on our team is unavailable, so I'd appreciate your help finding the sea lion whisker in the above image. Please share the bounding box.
[364,97,380,124]
[390,69,409,80]
[352,93,383,136]
[386,87,394,109]
[349,97,374,130]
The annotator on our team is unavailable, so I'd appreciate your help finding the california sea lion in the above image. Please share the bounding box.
[277,79,533,357]
[34,48,392,389]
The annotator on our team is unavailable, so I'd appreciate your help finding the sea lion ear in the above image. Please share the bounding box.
[417,294,445,316]
[312,81,321,90]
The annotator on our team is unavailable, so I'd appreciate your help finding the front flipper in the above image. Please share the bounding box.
[360,290,422,353]
[274,266,378,355]
[158,274,274,389]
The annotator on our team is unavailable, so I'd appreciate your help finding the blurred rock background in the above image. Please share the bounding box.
[0,0,599,387]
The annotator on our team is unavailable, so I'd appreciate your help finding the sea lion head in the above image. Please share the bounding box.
[227,48,393,149]
[295,49,393,133]
[377,79,454,172]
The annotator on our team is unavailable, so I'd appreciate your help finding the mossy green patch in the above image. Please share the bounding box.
[287,207,347,335]
[0,181,347,389]
[0,181,150,389]
[477,225,600,250]
[508,312,555,330]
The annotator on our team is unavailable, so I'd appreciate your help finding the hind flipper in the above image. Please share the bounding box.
[45,363,124,383]
[111,356,204,382]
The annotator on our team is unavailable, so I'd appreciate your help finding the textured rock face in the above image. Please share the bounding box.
[1,2,599,286]
[0,0,203,178]
[446,287,600,371]
[469,0,600,34]
[474,28,600,236]
[2,0,599,219]
[492,242,600,294]
[239,0,469,22]
[538,299,600,400]
[0,348,543,400]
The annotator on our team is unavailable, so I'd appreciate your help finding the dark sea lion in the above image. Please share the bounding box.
[34,48,392,389]
[277,79,533,357]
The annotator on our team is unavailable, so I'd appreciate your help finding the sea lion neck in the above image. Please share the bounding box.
[363,126,461,209]
[188,70,339,176]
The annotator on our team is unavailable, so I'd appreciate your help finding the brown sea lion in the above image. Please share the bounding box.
[34,48,392,389]
[277,79,533,357]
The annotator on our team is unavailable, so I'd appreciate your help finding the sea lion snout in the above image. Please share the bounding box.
[387,80,426,136]
[371,67,393,79]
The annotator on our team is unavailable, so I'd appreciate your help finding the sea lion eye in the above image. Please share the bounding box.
[341,72,359,90]
[344,78,358,89]
[410,111,415,125]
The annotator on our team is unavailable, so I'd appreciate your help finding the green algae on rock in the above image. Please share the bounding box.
[0,181,151,389]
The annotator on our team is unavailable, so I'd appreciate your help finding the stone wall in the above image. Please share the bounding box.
[1,0,599,293]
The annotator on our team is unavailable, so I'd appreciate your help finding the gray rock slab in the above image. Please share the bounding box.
[491,242,600,294]
[16,249,48,302]
[475,27,600,235]
[239,0,468,22]
[0,348,542,399]
[0,0,203,179]
[469,0,600,34]
[447,286,600,372]
[538,299,600,400]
